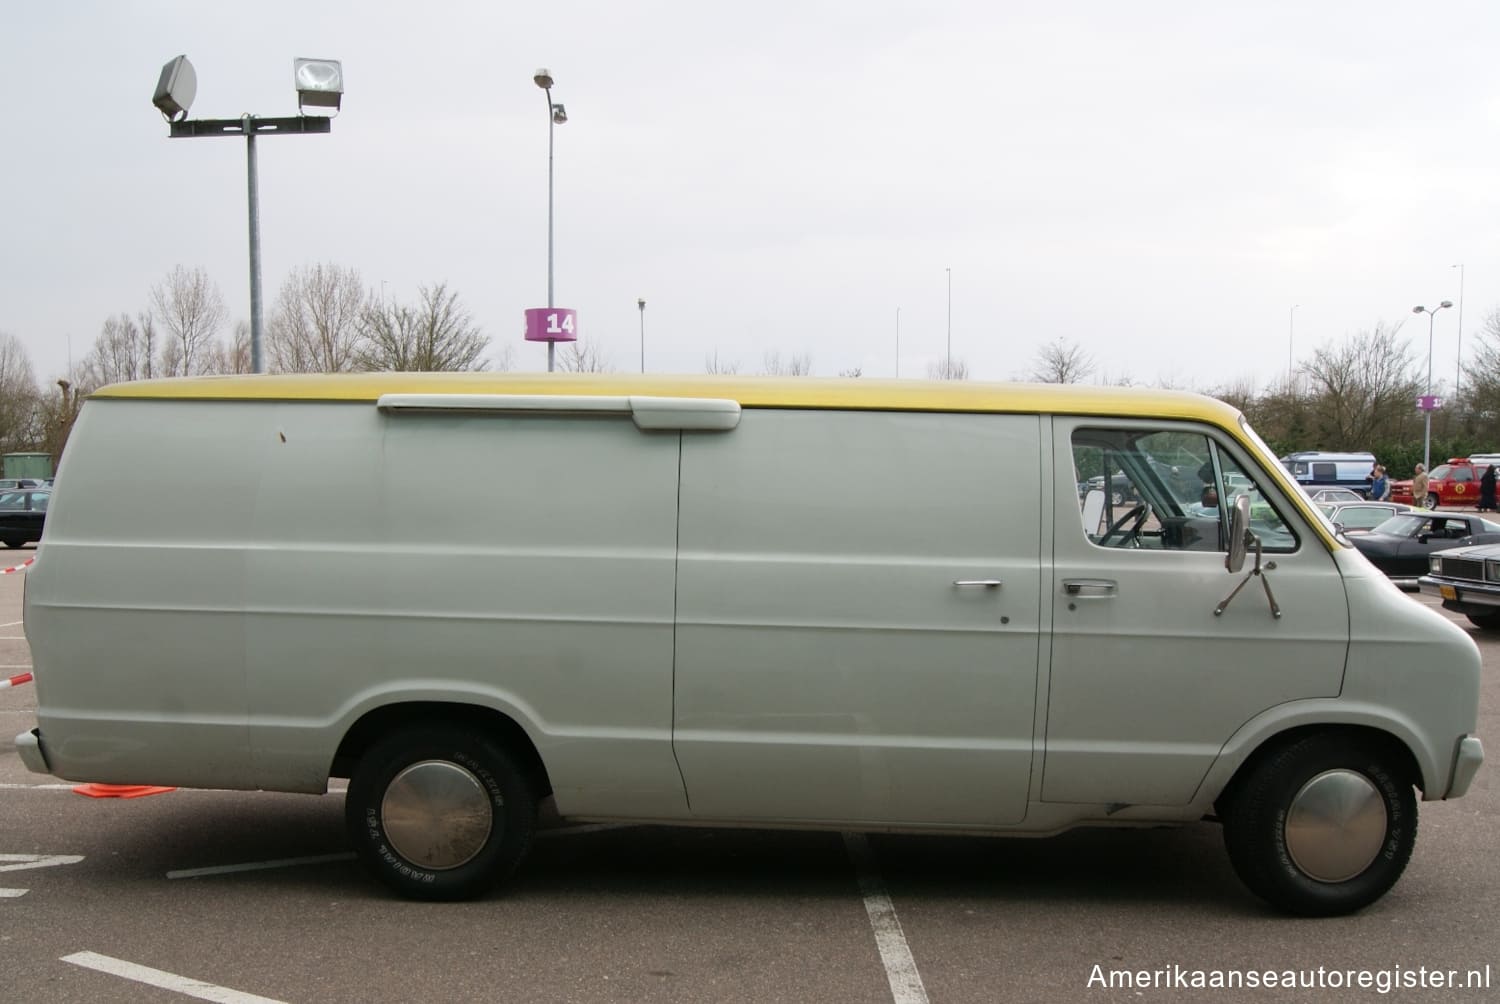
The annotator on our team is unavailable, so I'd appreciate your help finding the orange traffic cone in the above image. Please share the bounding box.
[72,783,177,798]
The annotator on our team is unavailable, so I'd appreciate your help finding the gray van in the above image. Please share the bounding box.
[1281,450,1376,494]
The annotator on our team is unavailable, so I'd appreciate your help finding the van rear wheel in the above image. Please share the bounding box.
[345,724,537,901]
[1220,733,1415,916]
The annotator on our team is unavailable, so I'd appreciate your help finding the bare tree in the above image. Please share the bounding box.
[838,367,863,378]
[267,263,369,373]
[1029,338,1094,384]
[79,313,158,390]
[359,282,489,372]
[556,340,614,373]
[704,351,741,375]
[1462,307,1500,427]
[926,358,970,380]
[0,333,39,453]
[761,351,812,376]
[201,321,252,375]
[149,265,226,376]
[1301,322,1421,446]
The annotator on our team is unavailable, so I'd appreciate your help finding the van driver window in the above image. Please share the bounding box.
[1072,428,1298,553]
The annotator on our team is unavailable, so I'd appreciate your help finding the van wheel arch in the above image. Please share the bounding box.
[331,701,551,800]
[1216,725,1423,814]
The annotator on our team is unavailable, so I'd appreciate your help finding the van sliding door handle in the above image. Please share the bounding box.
[953,579,1003,588]
[1063,578,1117,597]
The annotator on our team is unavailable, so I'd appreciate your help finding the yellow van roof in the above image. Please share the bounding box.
[93,372,1242,423]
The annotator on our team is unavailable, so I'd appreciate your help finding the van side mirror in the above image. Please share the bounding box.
[1226,494,1252,573]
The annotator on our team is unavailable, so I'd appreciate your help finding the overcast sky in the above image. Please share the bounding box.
[6,2,1500,394]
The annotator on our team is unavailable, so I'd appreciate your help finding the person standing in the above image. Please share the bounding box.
[1369,465,1390,502]
[1412,463,1430,509]
[1481,465,1497,512]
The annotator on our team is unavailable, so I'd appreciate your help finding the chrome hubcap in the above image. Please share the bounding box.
[381,760,494,870]
[1285,769,1387,883]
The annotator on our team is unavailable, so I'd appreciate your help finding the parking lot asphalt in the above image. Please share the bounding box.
[1,548,1496,1003]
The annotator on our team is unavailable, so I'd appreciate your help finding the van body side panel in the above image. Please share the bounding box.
[241,407,688,814]
[673,410,1041,826]
[1044,417,1351,805]
[24,400,262,787]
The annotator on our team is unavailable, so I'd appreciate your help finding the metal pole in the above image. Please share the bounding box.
[545,90,556,373]
[638,298,646,373]
[1455,263,1465,401]
[1288,304,1298,389]
[945,268,952,377]
[895,306,901,378]
[1425,310,1436,472]
[245,115,263,375]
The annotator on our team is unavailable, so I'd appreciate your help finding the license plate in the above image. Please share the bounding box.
[1440,585,1458,600]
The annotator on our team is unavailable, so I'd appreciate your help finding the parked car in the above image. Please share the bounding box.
[0,488,49,548]
[1280,450,1376,493]
[1307,487,1365,503]
[1392,457,1500,509]
[1420,542,1500,630]
[1316,500,1411,534]
[1348,511,1500,588]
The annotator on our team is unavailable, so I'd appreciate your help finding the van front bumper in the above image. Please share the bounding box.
[14,728,52,776]
[1447,736,1485,798]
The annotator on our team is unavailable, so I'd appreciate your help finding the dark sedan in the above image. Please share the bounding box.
[0,488,49,548]
[1348,511,1500,589]
[1420,542,1500,629]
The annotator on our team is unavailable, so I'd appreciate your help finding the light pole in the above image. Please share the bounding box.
[1453,264,1466,401]
[895,306,901,378]
[1288,304,1299,390]
[637,298,646,374]
[945,267,952,378]
[534,69,568,372]
[1414,300,1454,471]
[152,55,344,375]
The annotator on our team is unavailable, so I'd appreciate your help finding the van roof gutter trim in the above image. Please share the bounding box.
[375,393,741,432]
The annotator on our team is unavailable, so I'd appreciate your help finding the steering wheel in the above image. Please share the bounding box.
[1099,503,1148,547]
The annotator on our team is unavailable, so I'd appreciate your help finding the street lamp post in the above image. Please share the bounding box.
[1453,264,1466,401]
[895,307,901,378]
[534,69,568,373]
[637,298,646,374]
[945,267,952,378]
[152,55,344,375]
[1288,304,1299,390]
[1414,300,1454,471]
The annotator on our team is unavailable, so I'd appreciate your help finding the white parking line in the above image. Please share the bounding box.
[61,951,287,1004]
[0,620,22,627]
[843,833,929,1004]
[0,664,32,669]
[0,783,76,790]
[167,852,356,880]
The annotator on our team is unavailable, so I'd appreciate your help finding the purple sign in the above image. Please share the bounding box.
[1418,394,1442,412]
[524,307,578,343]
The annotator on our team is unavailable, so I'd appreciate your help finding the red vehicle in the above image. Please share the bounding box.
[1391,457,1496,509]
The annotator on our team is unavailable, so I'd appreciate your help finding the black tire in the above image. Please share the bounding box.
[1220,733,1416,916]
[345,723,537,901]
[1425,493,1440,511]
[1,539,23,549]
[1465,610,1500,630]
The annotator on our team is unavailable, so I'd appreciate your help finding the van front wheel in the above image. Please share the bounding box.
[1221,733,1415,916]
[345,724,537,901]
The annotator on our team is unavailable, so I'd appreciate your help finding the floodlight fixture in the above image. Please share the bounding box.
[534,68,554,89]
[551,103,568,125]
[294,58,344,112]
[153,54,342,374]
[152,55,197,121]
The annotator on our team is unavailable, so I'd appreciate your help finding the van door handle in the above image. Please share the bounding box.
[1063,578,1117,598]
[953,579,1003,588]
